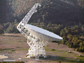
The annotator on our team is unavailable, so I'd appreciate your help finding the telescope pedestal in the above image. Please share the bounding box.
[26,39,48,59]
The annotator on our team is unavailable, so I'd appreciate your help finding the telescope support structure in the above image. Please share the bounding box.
[17,3,63,59]
[26,38,48,59]
[17,3,48,59]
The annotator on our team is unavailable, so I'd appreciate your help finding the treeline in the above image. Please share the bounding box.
[0,25,4,34]
[59,25,84,52]
[3,21,63,34]
[3,20,19,33]
[30,22,63,35]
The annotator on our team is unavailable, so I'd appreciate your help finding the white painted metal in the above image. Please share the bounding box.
[17,3,63,59]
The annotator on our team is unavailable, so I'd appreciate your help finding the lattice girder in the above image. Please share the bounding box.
[26,37,47,58]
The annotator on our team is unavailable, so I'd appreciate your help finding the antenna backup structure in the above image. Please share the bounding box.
[17,3,63,59]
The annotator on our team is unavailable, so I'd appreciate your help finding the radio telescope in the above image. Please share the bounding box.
[17,3,63,59]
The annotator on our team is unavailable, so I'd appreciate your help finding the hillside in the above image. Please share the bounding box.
[29,0,81,25]
[0,0,83,25]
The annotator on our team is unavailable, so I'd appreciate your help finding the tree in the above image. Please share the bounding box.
[60,29,66,36]
[0,25,4,34]
[0,29,4,34]
[6,22,19,33]
[72,35,79,42]
[67,34,73,41]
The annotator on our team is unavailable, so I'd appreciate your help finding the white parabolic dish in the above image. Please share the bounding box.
[25,24,63,41]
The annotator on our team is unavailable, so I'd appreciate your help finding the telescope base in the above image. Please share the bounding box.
[26,39,48,59]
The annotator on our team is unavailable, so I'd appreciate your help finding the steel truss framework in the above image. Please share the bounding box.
[17,3,48,58]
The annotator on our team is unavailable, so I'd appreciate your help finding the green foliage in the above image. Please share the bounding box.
[4,21,19,33]
[78,0,84,8]
[0,0,82,25]
[60,25,84,52]
[0,29,4,34]
[0,61,24,63]
[30,22,63,35]
[51,49,56,51]
[6,0,42,17]
[0,25,4,34]
[60,30,66,36]
[57,60,61,63]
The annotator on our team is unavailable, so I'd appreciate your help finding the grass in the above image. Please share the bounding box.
[60,56,66,61]
[76,55,84,61]
[61,55,84,63]
[62,61,84,63]
[45,48,75,57]
[45,48,59,52]
[0,33,84,63]
[18,48,28,51]
[45,48,84,63]
[0,61,24,63]
[0,48,15,53]
[45,49,51,51]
